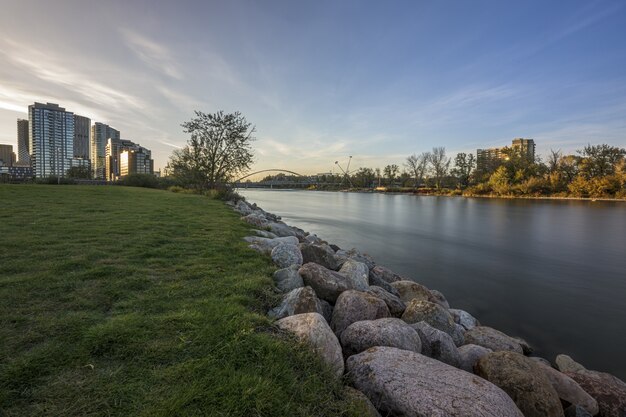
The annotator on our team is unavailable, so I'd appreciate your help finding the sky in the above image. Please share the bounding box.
[1,0,625,176]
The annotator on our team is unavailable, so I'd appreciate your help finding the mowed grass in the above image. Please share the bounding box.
[0,185,359,417]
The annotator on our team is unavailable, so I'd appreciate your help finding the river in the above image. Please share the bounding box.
[239,189,626,380]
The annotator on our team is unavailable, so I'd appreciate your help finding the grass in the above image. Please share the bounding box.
[0,185,362,417]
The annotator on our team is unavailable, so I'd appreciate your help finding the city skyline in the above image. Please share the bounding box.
[1,0,626,174]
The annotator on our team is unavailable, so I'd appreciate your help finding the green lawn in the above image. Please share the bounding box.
[0,185,358,417]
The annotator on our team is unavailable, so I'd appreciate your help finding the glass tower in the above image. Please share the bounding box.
[28,103,74,178]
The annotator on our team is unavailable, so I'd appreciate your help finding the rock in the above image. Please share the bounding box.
[475,351,564,417]
[298,262,354,304]
[564,405,593,417]
[429,289,450,309]
[340,318,421,357]
[347,346,524,417]
[251,229,277,239]
[556,354,587,374]
[329,243,342,252]
[234,199,253,215]
[319,299,333,323]
[269,286,327,319]
[276,313,344,378]
[367,271,400,296]
[410,321,461,367]
[273,265,304,292]
[451,323,466,347]
[244,235,299,255]
[366,286,406,317]
[330,290,390,337]
[565,369,626,417]
[304,234,323,245]
[390,280,434,304]
[270,243,303,268]
[528,356,552,367]
[401,299,456,336]
[242,212,269,228]
[450,308,480,330]
[534,361,598,416]
[337,259,370,291]
[335,248,375,270]
[343,386,381,417]
[464,326,524,354]
[369,265,405,283]
[299,243,341,270]
[268,221,298,238]
[513,336,534,355]
[458,344,492,373]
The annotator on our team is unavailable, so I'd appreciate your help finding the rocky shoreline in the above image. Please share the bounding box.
[228,197,626,417]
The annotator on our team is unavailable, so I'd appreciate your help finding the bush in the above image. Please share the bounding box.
[118,174,159,188]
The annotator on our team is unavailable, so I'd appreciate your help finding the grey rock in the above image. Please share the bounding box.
[304,234,323,245]
[390,280,434,304]
[234,199,253,215]
[244,235,299,255]
[475,351,564,417]
[513,336,534,355]
[410,321,461,367]
[273,265,304,292]
[458,344,492,373]
[298,262,354,303]
[343,386,382,417]
[300,243,341,270]
[338,259,370,291]
[335,248,376,270]
[564,405,593,417]
[276,313,344,378]
[340,318,421,357]
[270,243,303,268]
[242,212,269,228]
[534,361,598,416]
[330,290,390,337]
[251,229,278,239]
[369,265,405,283]
[451,323,466,346]
[401,299,456,336]
[347,346,524,417]
[429,289,450,309]
[319,299,333,323]
[366,286,406,317]
[529,356,552,367]
[269,286,326,319]
[556,354,587,374]
[268,221,297,237]
[565,369,626,417]
[450,308,480,330]
[464,326,524,354]
[367,271,400,296]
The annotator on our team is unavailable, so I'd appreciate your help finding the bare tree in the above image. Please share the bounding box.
[547,149,562,173]
[404,153,429,188]
[427,147,451,189]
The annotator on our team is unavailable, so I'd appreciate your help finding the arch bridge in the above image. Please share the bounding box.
[233,169,326,189]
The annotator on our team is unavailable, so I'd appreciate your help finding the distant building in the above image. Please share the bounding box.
[0,165,33,181]
[511,138,536,161]
[91,122,120,179]
[477,138,536,173]
[0,144,16,167]
[17,119,30,165]
[28,102,75,178]
[73,114,91,159]
[105,138,136,181]
[120,146,153,177]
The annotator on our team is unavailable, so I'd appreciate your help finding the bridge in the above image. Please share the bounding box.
[233,169,341,189]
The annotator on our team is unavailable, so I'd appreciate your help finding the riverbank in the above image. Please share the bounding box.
[234,194,626,416]
[0,185,365,417]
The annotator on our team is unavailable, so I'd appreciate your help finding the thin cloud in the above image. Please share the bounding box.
[119,28,183,80]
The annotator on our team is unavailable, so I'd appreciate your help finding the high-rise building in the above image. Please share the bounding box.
[73,114,91,159]
[512,138,536,161]
[105,137,135,181]
[17,119,30,165]
[477,138,536,173]
[120,146,154,177]
[28,102,74,178]
[0,144,16,167]
[91,122,120,179]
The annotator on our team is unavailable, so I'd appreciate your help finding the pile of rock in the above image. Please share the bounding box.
[231,198,626,417]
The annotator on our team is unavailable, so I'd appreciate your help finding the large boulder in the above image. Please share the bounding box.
[367,271,400,296]
[533,361,598,416]
[401,299,456,336]
[330,290,390,337]
[390,280,434,304]
[335,248,376,270]
[475,351,564,417]
[347,346,524,417]
[244,235,299,255]
[242,212,269,228]
[234,199,253,215]
[366,286,406,317]
[464,326,524,354]
[276,313,344,378]
[338,259,370,291]
[340,318,421,357]
[565,370,626,417]
[298,262,353,303]
[269,286,327,320]
[564,405,593,417]
[268,221,298,238]
[429,289,450,309]
[343,386,381,417]
[270,243,303,269]
[450,308,480,330]
[556,354,587,374]
[369,265,405,283]
[299,243,340,270]
[273,265,304,292]
[458,344,492,373]
[410,321,461,367]
[251,229,278,239]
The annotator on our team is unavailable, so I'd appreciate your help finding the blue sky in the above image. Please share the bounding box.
[0,0,625,174]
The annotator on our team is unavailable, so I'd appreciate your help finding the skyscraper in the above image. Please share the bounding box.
[511,138,536,162]
[91,122,120,179]
[105,137,135,181]
[120,146,153,177]
[17,119,30,165]
[73,114,91,159]
[0,144,16,167]
[28,102,74,178]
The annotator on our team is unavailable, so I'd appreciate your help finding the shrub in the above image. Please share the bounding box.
[118,174,159,188]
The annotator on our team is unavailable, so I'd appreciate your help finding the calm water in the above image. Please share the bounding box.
[240,189,626,379]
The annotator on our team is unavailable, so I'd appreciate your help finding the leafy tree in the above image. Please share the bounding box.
[383,164,399,185]
[374,168,382,187]
[488,166,511,195]
[167,111,255,190]
[427,147,451,189]
[404,153,429,188]
[577,144,626,178]
[451,153,475,188]
[66,166,92,179]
